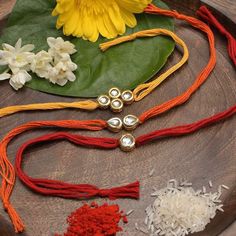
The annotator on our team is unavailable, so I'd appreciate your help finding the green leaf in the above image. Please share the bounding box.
[0,0,175,97]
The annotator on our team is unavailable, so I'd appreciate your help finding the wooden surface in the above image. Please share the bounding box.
[0,0,235,235]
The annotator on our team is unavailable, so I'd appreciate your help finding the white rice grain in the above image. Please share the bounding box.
[142,180,225,236]
[126,209,134,216]
[144,216,148,225]
[149,168,155,177]
[140,227,148,234]
[221,185,229,190]
[209,180,213,188]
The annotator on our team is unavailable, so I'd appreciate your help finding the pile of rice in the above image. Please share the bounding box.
[139,180,227,236]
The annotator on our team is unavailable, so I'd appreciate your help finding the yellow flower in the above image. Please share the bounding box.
[52,0,152,42]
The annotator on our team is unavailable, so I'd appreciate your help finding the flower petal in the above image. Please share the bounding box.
[15,38,22,51]
[20,44,35,52]
[0,51,8,65]
[116,0,152,13]
[57,78,68,86]
[102,12,119,39]
[119,7,137,28]
[96,14,110,39]
[81,9,99,41]
[108,4,125,35]
[47,37,56,48]
[0,73,11,81]
[2,43,15,52]
[64,8,79,36]
[66,71,76,82]
[9,70,32,90]
[52,0,75,15]
[9,79,21,90]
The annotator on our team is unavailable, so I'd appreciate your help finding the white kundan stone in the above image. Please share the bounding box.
[109,87,121,99]
[119,134,135,151]
[123,115,139,130]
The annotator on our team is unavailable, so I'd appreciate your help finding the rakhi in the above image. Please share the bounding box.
[0,28,188,117]
[0,103,235,232]
[11,103,236,230]
[15,133,140,200]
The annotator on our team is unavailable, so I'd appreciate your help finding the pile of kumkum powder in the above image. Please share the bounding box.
[55,202,128,236]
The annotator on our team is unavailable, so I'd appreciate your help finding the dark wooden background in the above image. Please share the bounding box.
[0,0,235,235]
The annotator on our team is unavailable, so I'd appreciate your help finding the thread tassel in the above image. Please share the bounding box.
[98,181,140,200]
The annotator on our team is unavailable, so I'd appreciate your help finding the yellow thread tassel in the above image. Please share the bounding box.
[0,100,99,118]
[100,28,189,101]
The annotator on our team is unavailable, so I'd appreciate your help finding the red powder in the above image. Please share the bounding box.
[55,202,128,236]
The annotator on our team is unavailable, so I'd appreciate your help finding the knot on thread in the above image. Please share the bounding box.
[172,10,181,18]
[99,32,139,51]
[127,32,139,41]
[98,189,111,197]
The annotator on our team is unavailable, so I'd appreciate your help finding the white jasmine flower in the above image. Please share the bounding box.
[31,51,52,78]
[49,60,77,86]
[0,37,78,89]
[62,58,78,72]
[47,37,77,58]
[0,38,35,70]
[9,70,32,90]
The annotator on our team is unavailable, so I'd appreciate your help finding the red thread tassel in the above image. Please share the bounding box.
[197,6,236,65]
[98,181,140,200]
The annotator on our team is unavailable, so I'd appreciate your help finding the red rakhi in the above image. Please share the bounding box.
[15,133,138,200]
[15,104,236,199]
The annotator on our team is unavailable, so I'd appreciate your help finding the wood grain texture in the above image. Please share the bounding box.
[201,0,236,24]
[0,0,235,235]
[164,0,236,36]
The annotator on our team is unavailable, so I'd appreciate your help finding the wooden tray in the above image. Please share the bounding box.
[0,0,235,235]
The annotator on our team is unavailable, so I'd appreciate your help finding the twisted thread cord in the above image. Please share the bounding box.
[0,100,99,118]
[100,28,189,101]
[141,4,216,122]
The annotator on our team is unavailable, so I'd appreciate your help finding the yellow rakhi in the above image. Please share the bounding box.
[0,29,188,118]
